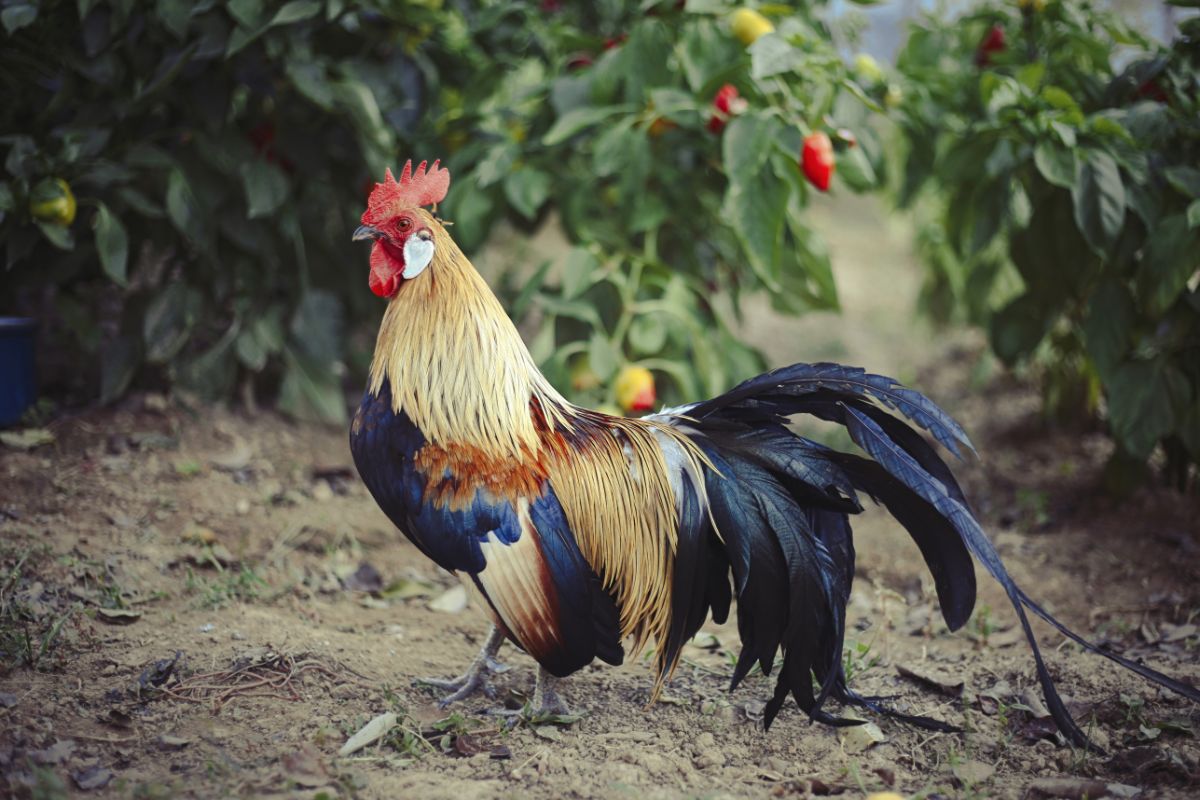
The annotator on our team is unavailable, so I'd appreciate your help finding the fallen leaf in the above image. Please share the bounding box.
[897,663,964,697]
[0,428,55,450]
[952,759,995,785]
[338,712,398,756]
[840,721,886,753]
[381,578,436,600]
[97,608,142,624]
[533,725,563,741]
[452,732,485,757]
[1162,623,1196,643]
[428,585,468,614]
[71,765,113,791]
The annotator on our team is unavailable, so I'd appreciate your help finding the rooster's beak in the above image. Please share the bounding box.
[353,224,381,242]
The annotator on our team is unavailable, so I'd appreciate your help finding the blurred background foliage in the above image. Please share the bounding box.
[0,0,882,423]
[0,0,1196,486]
[892,0,1200,488]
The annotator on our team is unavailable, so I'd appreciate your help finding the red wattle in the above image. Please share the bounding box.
[369,242,403,298]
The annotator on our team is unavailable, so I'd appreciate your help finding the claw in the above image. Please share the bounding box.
[417,625,505,707]
[530,667,572,717]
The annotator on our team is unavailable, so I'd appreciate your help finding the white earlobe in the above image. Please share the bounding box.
[402,237,435,279]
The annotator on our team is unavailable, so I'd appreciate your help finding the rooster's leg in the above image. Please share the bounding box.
[531,667,571,717]
[419,625,506,706]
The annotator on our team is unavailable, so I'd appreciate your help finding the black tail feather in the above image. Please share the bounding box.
[657,362,1198,746]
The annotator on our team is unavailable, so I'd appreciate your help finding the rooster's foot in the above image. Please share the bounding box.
[416,625,506,707]
[529,668,572,717]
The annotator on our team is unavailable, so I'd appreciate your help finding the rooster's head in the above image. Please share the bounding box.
[354,160,451,298]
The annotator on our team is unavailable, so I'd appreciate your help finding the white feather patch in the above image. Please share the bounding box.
[402,236,435,279]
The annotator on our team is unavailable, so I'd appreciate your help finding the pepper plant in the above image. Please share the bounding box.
[1,0,886,421]
[893,0,1200,488]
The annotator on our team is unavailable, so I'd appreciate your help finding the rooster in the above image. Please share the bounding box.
[349,160,1198,748]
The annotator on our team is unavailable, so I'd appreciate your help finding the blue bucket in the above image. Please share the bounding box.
[0,317,36,427]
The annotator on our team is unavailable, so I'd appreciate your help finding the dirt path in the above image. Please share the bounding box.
[2,198,1198,799]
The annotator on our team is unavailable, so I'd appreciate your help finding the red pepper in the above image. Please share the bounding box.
[706,84,748,134]
[975,24,1006,67]
[801,132,835,192]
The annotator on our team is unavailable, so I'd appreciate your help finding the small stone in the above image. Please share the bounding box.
[695,732,715,749]
[695,749,725,769]
[235,499,250,515]
[311,481,335,503]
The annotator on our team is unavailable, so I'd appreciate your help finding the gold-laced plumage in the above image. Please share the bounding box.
[368,209,707,681]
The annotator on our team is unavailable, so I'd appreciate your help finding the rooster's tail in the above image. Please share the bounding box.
[652,363,1199,750]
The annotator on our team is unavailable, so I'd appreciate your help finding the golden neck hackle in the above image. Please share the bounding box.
[367,210,571,461]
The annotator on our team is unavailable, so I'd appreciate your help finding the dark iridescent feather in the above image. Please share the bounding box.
[658,362,1198,748]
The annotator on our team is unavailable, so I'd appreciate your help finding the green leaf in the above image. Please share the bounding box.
[837,146,878,192]
[587,332,619,382]
[156,0,192,38]
[1016,62,1045,91]
[227,0,264,28]
[93,203,129,286]
[1,4,37,34]
[117,186,164,218]
[1164,165,1200,199]
[1040,85,1078,112]
[629,315,667,355]
[36,221,74,251]
[981,74,1021,114]
[723,112,777,183]
[166,168,204,243]
[723,167,788,291]
[0,182,13,212]
[1106,358,1183,458]
[1072,151,1125,254]
[236,310,284,371]
[143,283,201,364]
[990,293,1053,365]
[1188,200,1200,229]
[540,296,604,331]
[270,0,321,26]
[100,335,140,404]
[748,33,802,79]
[511,260,552,320]
[1033,142,1077,189]
[285,59,335,110]
[1082,278,1134,380]
[1138,214,1200,315]
[503,167,550,220]
[561,247,597,300]
[543,106,634,146]
[240,159,289,219]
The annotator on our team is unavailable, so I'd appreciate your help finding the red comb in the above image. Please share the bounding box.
[364,159,451,220]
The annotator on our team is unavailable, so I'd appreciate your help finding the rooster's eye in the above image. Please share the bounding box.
[397,218,412,231]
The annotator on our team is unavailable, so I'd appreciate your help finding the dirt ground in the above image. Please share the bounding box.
[2,197,1198,799]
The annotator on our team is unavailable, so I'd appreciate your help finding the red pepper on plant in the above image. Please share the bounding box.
[801,132,835,192]
[706,84,748,134]
[975,24,1006,67]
